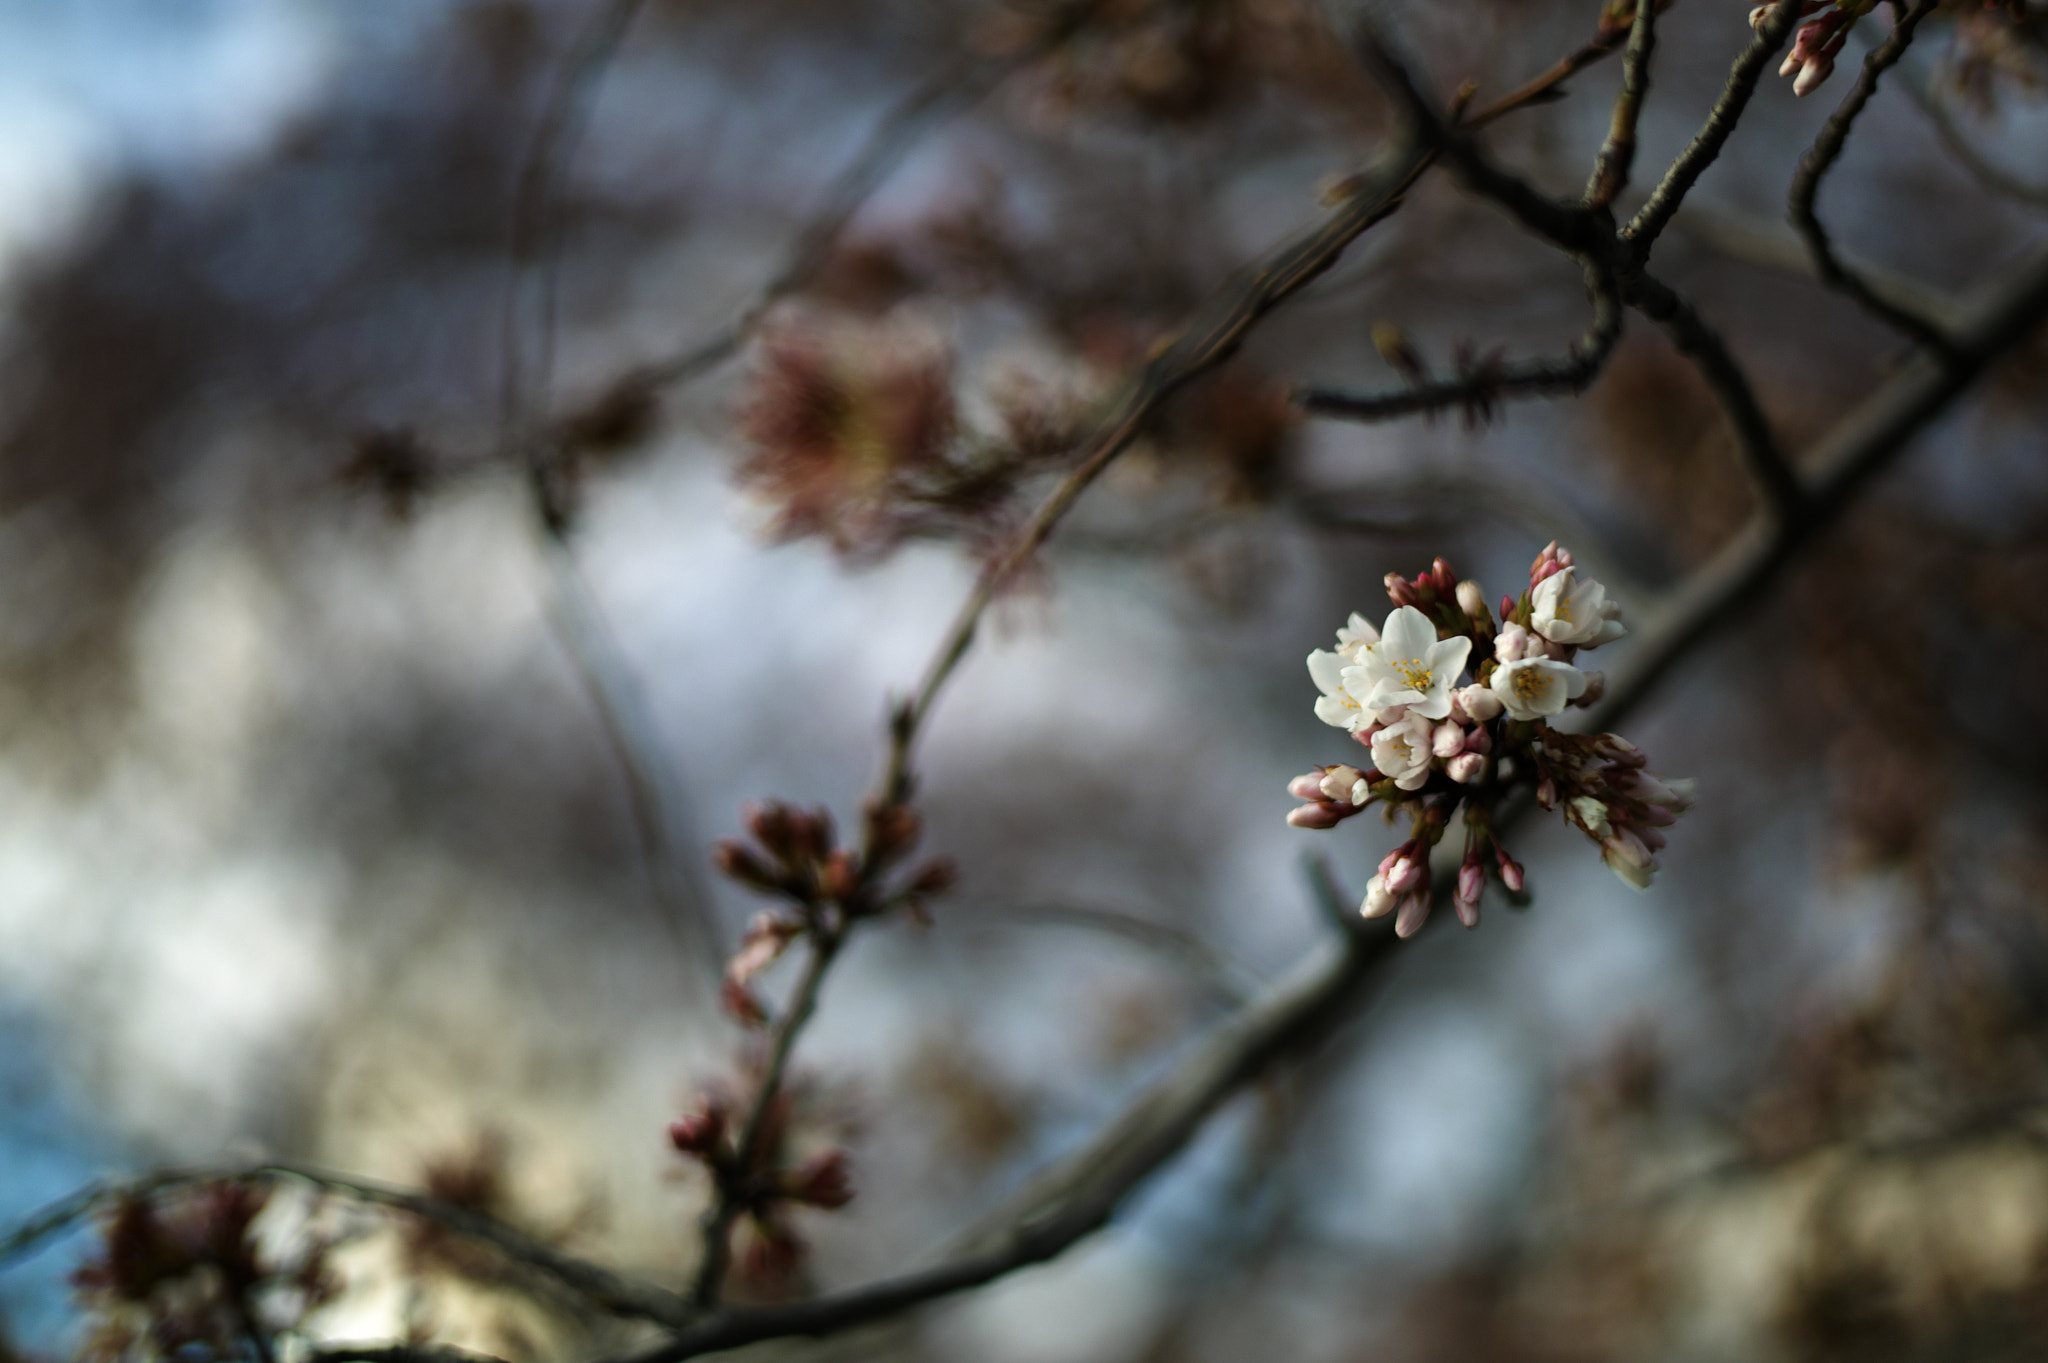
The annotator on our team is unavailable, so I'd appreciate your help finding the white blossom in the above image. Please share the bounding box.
[1334,612,1380,663]
[1490,656,1588,721]
[1319,764,1370,806]
[1308,649,1370,733]
[1370,710,1435,791]
[1530,567,1626,647]
[1347,606,1471,721]
[1601,830,1657,889]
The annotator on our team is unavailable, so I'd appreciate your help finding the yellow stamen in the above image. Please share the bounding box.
[1393,660,1434,691]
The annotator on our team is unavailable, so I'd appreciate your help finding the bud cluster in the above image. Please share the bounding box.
[714,798,956,1024]
[1291,544,1694,935]
[668,1080,856,1290]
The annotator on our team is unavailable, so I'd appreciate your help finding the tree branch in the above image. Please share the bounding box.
[1623,0,1804,254]
[1587,0,1661,209]
[1892,52,2048,212]
[1787,0,1952,354]
[1625,269,1807,519]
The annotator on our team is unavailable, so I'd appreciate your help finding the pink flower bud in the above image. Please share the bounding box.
[1455,684,1503,723]
[1287,802,1347,829]
[1432,558,1457,594]
[1432,722,1466,759]
[1288,771,1329,801]
[1500,594,1516,620]
[1495,846,1525,892]
[1394,891,1433,939]
[1495,623,1530,663]
[1446,752,1487,785]
[1383,853,1427,897]
[1462,722,1493,755]
[668,1107,727,1156]
[1385,572,1416,607]
[1454,861,1485,927]
[788,1149,855,1209]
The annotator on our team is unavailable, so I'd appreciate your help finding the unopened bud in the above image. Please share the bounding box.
[1446,752,1488,784]
[906,857,958,896]
[745,801,796,855]
[1360,874,1394,919]
[1575,671,1607,707]
[1288,802,1347,829]
[1382,852,1427,896]
[1461,722,1493,755]
[1456,579,1489,622]
[714,840,779,891]
[1454,861,1485,927]
[863,801,921,865]
[787,1149,855,1209]
[1495,622,1531,664]
[1432,558,1457,594]
[1288,771,1329,801]
[668,1107,726,1156]
[1432,722,1466,759]
[1385,572,1416,607]
[1495,845,1525,892]
[1455,684,1503,723]
[820,848,860,903]
[1394,891,1433,939]
[721,978,768,1027]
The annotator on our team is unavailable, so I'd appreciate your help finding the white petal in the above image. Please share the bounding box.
[1379,605,1437,662]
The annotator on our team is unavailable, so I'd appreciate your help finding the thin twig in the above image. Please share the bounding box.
[1673,204,1965,329]
[1787,0,1953,354]
[313,1347,511,1363]
[0,1162,695,1329]
[1587,0,1661,208]
[1461,1,1680,131]
[1625,269,1807,519]
[871,146,1432,813]
[1295,254,1623,423]
[690,929,844,1308]
[1624,0,1804,254]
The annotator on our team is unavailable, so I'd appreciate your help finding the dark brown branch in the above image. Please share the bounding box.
[1295,256,1622,423]
[1587,0,1660,208]
[1625,270,1807,519]
[313,1347,510,1363]
[0,1162,695,1329]
[1787,0,1953,354]
[1623,0,1803,254]
[1674,205,1964,329]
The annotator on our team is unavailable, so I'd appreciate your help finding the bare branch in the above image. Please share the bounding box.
[1587,0,1661,208]
[1673,204,1965,329]
[1462,1,1680,131]
[1788,0,1952,353]
[1624,0,1804,254]
[1295,255,1623,423]
[313,1347,510,1363]
[1625,269,1807,519]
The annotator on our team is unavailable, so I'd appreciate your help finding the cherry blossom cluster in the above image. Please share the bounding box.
[1289,544,1694,936]
[1758,0,1876,97]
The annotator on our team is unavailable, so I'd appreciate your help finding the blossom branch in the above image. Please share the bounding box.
[1586,0,1661,209]
[1623,0,1804,254]
[1787,0,1954,354]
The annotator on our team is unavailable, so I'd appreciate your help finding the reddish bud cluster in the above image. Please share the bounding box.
[713,798,956,1026]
